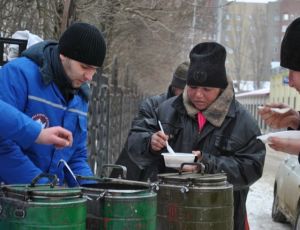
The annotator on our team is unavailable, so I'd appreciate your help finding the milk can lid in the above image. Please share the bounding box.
[158,172,228,186]
[0,173,82,201]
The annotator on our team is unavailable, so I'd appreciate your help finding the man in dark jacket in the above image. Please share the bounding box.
[128,42,266,230]
[0,22,106,186]
[112,61,189,180]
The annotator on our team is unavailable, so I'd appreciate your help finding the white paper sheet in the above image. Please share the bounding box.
[257,130,300,143]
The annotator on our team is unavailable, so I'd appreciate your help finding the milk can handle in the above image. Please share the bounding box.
[76,175,105,182]
[179,162,205,175]
[101,164,127,179]
[30,173,58,188]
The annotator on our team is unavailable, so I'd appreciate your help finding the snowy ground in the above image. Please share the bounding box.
[247,146,292,230]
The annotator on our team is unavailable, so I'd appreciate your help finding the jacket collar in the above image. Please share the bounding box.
[22,41,89,101]
[181,79,235,127]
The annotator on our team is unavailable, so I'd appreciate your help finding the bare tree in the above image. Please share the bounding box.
[0,0,63,39]
[72,0,218,94]
[221,2,268,92]
[249,8,269,89]
[0,0,219,94]
[225,14,245,92]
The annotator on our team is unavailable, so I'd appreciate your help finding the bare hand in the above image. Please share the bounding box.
[258,103,300,129]
[181,150,202,172]
[268,136,300,155]
[192,150,202,160]
[150,131,168,152]
[35,126,73,148]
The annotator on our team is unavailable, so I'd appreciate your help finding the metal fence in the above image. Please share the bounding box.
[236,89,269,133]
[0,37,27,65]
[87,57,143,176]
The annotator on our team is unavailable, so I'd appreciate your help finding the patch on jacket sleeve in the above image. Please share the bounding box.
[32,113,49,128]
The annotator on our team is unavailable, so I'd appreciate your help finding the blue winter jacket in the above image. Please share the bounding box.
[0,42,93,186]
[0,100,41,147]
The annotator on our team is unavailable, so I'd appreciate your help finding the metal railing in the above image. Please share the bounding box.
[87,57,144,176]
[0,37,27,65]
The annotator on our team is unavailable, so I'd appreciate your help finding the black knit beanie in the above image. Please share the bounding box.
[59,22,106,67]
[187,42,227,89]
[171,61,189,89]
[281,17,300,71]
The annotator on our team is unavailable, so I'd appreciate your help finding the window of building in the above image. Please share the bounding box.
[274,15,280,21]
[226,14,230,20]
[283,14,289,21]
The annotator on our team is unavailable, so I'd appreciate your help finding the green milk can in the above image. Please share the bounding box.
[0,173,87,230]
[156,165,233,230]
[79,176,157,230]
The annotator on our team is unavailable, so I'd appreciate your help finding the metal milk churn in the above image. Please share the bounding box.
[79,165,157,230]
[156,166,233,230]
[0,173,87,230]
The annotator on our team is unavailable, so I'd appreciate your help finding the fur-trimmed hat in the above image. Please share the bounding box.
[59,22,106,67]
[187,42,227,89]
[281,17,300,71]
[171,61,189,89]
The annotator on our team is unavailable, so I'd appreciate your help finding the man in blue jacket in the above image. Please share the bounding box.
[0,22,106,186]
[0,100,73,148]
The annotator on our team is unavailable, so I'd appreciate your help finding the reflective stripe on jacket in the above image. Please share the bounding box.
[0,57,92,186]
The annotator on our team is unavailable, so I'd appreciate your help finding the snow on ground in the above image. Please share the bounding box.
[247,147,291,230]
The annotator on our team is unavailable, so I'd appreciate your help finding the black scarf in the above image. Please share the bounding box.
[22,41,89,102]
[44,45,78,102]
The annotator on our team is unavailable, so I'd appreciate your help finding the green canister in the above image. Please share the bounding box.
[80,177,157,230]
[0,174,86,230]
[157,169,233,230]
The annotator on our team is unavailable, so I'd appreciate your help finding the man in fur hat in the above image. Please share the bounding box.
[128,42,266,230]
[259,17,300,158]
